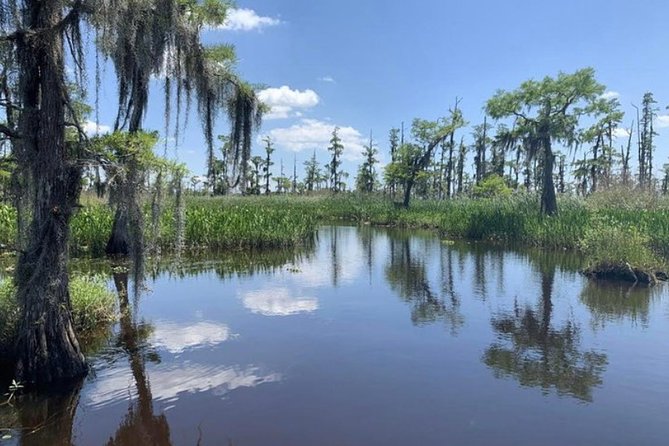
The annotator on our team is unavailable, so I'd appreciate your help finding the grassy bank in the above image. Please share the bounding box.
[0,276,117,355]
[1,190,667,278]
[0,198,318,256]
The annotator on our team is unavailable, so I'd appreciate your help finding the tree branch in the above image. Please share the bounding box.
[0,123,19,139]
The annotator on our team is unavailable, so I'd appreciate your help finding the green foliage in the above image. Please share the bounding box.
[303,151,322,192]
[70,205,115,256]
[578,216,660,270]
[195,0,231,26]
[0,204,16,246]
[180,197,317,248]
[486,68,607,215]
[385,110,465,206]
[0,276,116,349]
[68,276,118,331]
[92,131,161,168]
[3,190,669,274]
[472,175,512,198]
[0,278,18,353]
[384,143,423,185]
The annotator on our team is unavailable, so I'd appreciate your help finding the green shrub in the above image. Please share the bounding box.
[472,175,512,198]
[578,216,661,270]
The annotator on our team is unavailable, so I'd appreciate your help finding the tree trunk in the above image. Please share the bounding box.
[106,161,143,257]
[446,132,454,199]
[106,206,131,256]
[540,136,558,216]
[403,179,414,208]
[14,0,87,385]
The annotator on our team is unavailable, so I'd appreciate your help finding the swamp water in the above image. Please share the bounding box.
[1,225,668,445]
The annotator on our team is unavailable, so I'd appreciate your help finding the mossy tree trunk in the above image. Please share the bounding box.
[14,0,87,385]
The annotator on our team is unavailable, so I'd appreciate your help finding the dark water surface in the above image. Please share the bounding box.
[2,226,669,445]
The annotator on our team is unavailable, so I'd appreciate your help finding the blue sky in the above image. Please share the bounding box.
[89,0,669,185]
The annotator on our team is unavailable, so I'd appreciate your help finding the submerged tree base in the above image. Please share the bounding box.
[583,262,667,285]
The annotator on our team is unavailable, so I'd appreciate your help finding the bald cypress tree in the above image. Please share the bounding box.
[0,0,263,385]
[487,68,605,215]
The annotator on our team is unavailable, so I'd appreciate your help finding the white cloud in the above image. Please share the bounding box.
[657,115,669,128]
[612,127,631,139]
[83,120,111,136]
[258,86,319,120]
[242,287,318,316]
[600,91,620,100]
[267,119,366,161]
[319,76,336,83]
[220,8,281,31]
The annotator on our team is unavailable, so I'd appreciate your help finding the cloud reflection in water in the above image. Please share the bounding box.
[241,287,318,316]
[151,321,235,353]
[86,363,281,409]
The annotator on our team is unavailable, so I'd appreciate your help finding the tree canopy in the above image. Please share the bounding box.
[486,68,605,215]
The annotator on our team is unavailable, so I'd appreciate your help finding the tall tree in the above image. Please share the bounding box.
[4,0,90,385]
[326,127,345,193]
[620,121,634,186]
[472,118,492,184]
[249,155,264,195]
[99,0,263,254]
[292,155,298,193]
[303,150,320,193]
[385,113,462,208]
[579,96,623,193]
[0,0,264,385]
[443,99,464,199]
[638,92,658,189]
[487,68,605,215]
[455,137,467,195]
[263,136,274,195]
[356,131,379,193]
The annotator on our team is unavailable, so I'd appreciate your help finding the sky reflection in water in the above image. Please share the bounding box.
[3,225,669,446]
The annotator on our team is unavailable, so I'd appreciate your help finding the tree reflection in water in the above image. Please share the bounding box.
[385,235,464,333]
[8,382,82,446]
[580,280,659,329]
[3,271,169,446]
[106,271,171,445]
[483,259,608,402]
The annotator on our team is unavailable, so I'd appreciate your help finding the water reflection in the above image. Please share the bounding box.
[241,287,318,316]
[483,264,608,402]
[11,384,82,446]
[385,234,463,332]
[439,245,465,335]
[106,271,172,445]
[150,321,234,354]
[2,226,669,445]
[580,281,660,329]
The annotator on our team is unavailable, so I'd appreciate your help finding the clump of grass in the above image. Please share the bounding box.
[0,276,117,352]
[70,205,115,256]
[579,216,664,283]
[68,276,118,330]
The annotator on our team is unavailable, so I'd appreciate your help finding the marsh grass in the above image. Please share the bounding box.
[0,276,116,352]
[1,189,669,272]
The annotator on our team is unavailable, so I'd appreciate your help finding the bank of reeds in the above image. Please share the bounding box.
[0,199,318,256]
[1,189,667,274]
